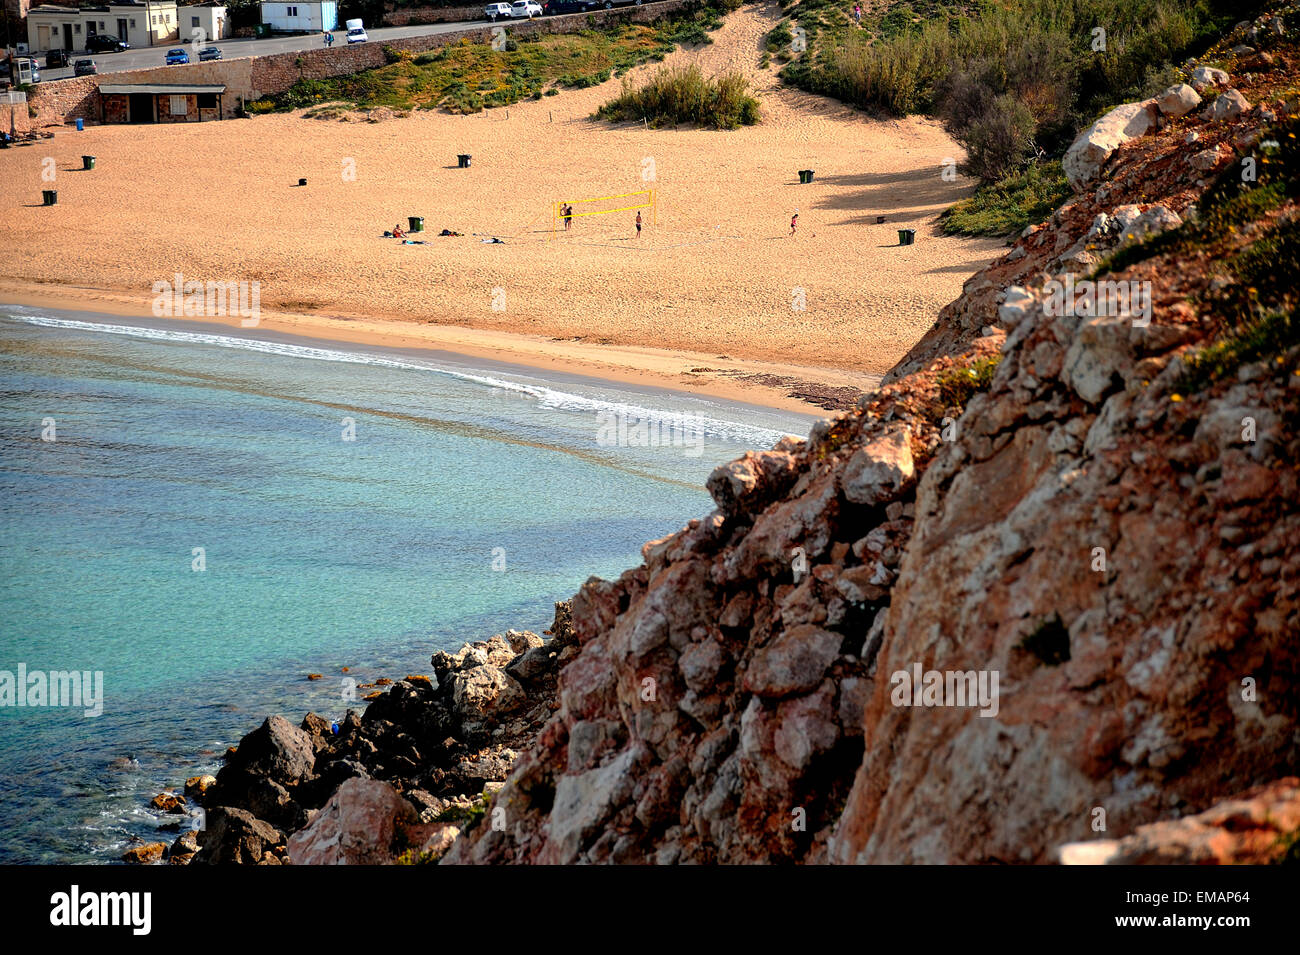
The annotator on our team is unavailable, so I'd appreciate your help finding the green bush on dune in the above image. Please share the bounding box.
[940,161,1071,237]
[595,64,760,129]
[771,0,1241,233]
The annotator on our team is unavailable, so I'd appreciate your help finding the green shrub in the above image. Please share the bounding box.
[941,160,1070,237]
[596,64,760,129]
[765,20,793,53]
[958,93,1037,182]
[931,353,1002,418]
[783,0,1232,181]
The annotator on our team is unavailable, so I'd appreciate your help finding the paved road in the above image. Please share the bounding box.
[26,6,661,82]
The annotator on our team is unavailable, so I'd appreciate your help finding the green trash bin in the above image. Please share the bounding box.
[898,228,916,245]
[408,216,425,233]
[43,189,57,206]
[82,155,95,170]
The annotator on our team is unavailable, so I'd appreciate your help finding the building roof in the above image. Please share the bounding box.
[99,83,227,94]
[28,1,176,9]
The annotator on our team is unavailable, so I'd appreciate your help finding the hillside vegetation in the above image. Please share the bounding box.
[249,2,739,115]
[766,0,1248,233]
[596,64,760,128]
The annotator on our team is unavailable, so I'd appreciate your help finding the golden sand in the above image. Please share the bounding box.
[0,4,1004,411]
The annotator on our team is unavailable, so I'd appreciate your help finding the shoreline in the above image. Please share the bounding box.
[0,283,869,418]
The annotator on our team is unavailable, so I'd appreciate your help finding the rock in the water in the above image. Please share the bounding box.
[183,775,216,799]
[150,792,187,814]
[168,829,200,863]
[223,715,316,786]
[194,807,283,864]
[121,842,167,864]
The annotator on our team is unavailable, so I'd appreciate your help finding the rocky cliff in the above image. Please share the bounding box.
[170,13,1299,866]
[446,15,1300,864]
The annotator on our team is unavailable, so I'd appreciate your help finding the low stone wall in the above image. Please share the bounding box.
[384,5,484,27]
[26,0,690,126]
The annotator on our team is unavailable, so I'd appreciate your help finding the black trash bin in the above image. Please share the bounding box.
[298,178,307,186]
[898,228,916,245]
[876,215,886,224]
[82,155,95,170]
[42,189,57,206]
[408,216,425,233]
[804,169,815,183]
[457,154,472,168]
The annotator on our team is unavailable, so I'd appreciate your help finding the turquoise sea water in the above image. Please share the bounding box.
[0,305,816,864]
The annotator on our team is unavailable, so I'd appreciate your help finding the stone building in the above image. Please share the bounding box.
[26,1,180,53]
[98,80,226,121]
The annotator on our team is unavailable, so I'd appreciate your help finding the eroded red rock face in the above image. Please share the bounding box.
[447,20,1300,865]
[1058,778,1300,865]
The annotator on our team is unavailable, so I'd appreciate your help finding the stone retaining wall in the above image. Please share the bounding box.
[383,5,484,26]
[25,1,690,126]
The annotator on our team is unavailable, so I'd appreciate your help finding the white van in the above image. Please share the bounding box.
[485,3,512,19]
[345,18,368,43]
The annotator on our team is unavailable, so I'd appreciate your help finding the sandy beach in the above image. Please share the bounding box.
[0,4,1005,411]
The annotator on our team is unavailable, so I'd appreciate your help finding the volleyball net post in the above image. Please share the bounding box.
[550,189,656,238]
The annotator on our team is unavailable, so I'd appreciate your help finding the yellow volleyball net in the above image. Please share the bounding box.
[552,189,656,238]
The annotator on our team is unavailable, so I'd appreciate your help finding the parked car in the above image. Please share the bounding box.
[46,49,69,68]
[198,46,223,61]
[511,0,543,17]
[165,48,190,65]
[543,0,599,12]
[485,2,512,19]
[345,18,368,43]
[73,59,98,76]
[88,34,130,53]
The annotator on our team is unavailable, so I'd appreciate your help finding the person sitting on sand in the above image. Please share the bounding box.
[393,224,405,239]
